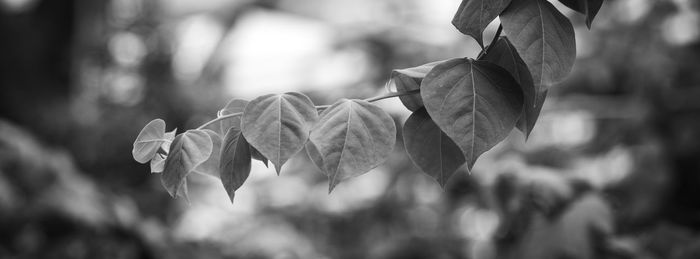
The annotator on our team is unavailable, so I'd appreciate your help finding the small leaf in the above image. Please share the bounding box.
[220,127,252,203]
[308,99,396,192]
[391,61,445,111]
[421,58,523,170]
[500,0,576,87]
[250,146,269,167]
[560,0,604,29]
[149,129,176,173]
[218,98,248,117]
[403,108,465,187]
[452,0,512,47]
[483,37,546,137]
[193,129,222,178]
[242,92,319,173]
[133,119,168,164]
[161,130,213,197]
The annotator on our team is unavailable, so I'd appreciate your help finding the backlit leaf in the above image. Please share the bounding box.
[149,129,176,173]
[421,58,523,170]
[452,0,512,47]
[560,0,604,28]
[220,127,252,203]
[483,37,546,137]
[193,129,222,178]
[218,98,248,117]
[403,108,465,187]
[500,0,576,88]
[308,99,396,192]
[161,130,213,197]
[133,119,168,164]
[242,92,319,173]
[391,61,444,111]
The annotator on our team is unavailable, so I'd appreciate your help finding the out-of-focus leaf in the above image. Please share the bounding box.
[204,114,242,137]
[452,0,512,46]
[242,92,319,173]
[218,98,248,117]
[403,108,465,187]
[220,127,252,203]
[193,129,222,178]
[501,0,576,88]
[421,58,523,169]
[133,119,168,164]
[483,37,547,137]
[560,0,604,29]
[250,146,268,167]
[308,99,396,192]
[391,61,444,111]
[161,130,213,198]
[149,129,176,173]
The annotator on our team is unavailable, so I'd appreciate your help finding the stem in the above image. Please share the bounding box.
[478,24,503,60]
[197,112,242,130]
[196,90,422,129]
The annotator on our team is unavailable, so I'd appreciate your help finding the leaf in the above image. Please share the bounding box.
[483,37,546,137]
[500,0,576,88]
[219,127,252,203]
[218,98,248,117]
[391,61,444,112]
[133,119,168,164]
[150,129,176,173]
[241,92,319,173]
[560,0,604,29]
[452,0,512,47]
[420,58,523,170]
[250,146,269,167]
[305,141,324,173]
[308,99,396,192]
[403,108,465,187]
[161,130,213,197]
[193,129,222,178]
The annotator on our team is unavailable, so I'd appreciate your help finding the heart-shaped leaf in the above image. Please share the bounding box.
[403,108,465,187]
[391,61,445,112]
[161,130,213,197]
[193,129,222,178]
[220,127,252,203]
[150,129,176,173]
[421,58,523,169]
[133,119,169,164]
[483,37,547,137]
[218,98,248,117]
[452,0,512,47]
[308,99,396,192]
[500,0,576,88]
[560,0,603,29]
[242,92,319,173]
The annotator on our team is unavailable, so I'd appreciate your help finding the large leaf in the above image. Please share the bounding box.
[150,129,176,173]
[560,0,604,29]
[452,0,512,47]
[308,99,396,192]
[133,119,169,164]
[391,61,444,111]
[193,129,222,178]
[219,127,252,203]
[483,37,547,137]
[421,58,523,169]
[500,0,576,88]
[241,92,319,173]
[161,130,213,197]
[403,108,465,187]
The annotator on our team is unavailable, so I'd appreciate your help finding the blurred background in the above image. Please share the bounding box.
[1,0,700,258]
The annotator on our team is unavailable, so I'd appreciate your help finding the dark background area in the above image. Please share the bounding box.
[1,0,700,258]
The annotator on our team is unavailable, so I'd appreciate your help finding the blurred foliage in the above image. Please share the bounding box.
[1,0,700,258]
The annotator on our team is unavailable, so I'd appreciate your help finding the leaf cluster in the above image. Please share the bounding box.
[133,0,604,202]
